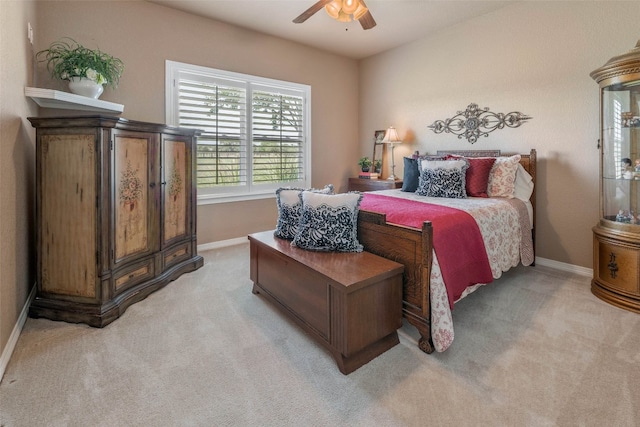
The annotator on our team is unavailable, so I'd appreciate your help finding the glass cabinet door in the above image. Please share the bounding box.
[601,82,640,224]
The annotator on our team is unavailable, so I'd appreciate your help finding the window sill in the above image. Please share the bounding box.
[197,191,276,205]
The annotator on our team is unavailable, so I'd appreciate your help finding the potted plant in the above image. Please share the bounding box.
[36,38,124,99]
[358,156,372,172]
[373,159,382,174]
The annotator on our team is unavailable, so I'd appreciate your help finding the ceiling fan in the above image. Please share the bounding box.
[293,0,377,30]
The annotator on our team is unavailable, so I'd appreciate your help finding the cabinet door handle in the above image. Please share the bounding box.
[608,252,618,279]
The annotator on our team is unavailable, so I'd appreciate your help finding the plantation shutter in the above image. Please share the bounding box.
[252,89,305,184]
[176,76,248,189]
[166,61,310,201]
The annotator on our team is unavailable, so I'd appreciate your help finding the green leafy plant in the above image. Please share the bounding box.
[358,156,372,171]
[36,38,124,88]
[373,159,382,172]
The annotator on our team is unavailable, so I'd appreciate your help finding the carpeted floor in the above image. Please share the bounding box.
[1,242,639,427]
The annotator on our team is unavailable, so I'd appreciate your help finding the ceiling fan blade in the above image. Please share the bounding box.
[358,0,376,30]
[293,0,333,24]
[358,11,376,30]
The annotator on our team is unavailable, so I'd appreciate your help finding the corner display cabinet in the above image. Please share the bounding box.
[590,40,640,313]
[28,115,204,326]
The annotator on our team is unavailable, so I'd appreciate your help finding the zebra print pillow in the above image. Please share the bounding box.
[416,167,467,199]
[274,185,334,240]
[291,191,363,252]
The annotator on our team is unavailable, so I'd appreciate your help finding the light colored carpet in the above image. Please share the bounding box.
[1,243,639,427]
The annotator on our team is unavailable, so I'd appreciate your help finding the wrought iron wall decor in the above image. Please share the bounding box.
[428,103,531,144]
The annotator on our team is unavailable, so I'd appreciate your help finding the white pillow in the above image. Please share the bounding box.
[514,163,534,201]
[419,159,467,172]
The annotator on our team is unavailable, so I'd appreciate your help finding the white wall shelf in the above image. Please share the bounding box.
[25,87,124,113]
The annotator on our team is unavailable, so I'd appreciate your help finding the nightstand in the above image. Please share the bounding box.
[348,178,403,192]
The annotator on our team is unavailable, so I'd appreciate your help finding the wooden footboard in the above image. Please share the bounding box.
[357,210,435,353]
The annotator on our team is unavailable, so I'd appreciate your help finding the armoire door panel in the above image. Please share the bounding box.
[113,133,158,263]
[163,138,188,245]
[39,134,98,297]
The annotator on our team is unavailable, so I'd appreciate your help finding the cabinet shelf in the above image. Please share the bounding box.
[25,87,124,113]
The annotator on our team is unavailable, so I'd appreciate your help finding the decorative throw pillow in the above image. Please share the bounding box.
[445,155,496,198]
[465,157,497,197]
[291,191,364,252]
[402,156,445,192]
[487,155,521,198]
[416,165,468,198]
[401,157,421,192]
[274,184,334,240]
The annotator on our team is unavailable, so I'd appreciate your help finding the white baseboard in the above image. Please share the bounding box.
[0,284,36,384]
[198,236,248,252]
[535,256,593,277]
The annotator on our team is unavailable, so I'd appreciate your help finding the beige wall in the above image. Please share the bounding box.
[360,1,640,268]
[1,0,359,372]
[33,0,360,243]
[0,1,38,371]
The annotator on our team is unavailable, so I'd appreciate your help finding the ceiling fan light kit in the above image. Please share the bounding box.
[294,0,376,30]
[324,1,341,19]
[325,0,366,23]
[337,0,360,15]
[337,11,352,23]
[352,3,369,20]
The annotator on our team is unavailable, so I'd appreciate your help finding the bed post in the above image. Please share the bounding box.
[529,149,537,260]
[396,220,435,354]
[418,220,435,353]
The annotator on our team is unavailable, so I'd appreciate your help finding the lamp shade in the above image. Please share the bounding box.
[381,126,402,144]
[324,0,342,19]
[324,0,366,24]
[337,10,352,22]
[341,0,360,15]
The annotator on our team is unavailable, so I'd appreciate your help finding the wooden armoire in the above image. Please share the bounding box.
[28,115,204,327]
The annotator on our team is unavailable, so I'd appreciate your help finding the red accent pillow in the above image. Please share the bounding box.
[445,155,496,197]
[466,157,496,197]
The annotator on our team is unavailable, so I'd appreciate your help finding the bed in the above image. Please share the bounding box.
[356,149,537,354]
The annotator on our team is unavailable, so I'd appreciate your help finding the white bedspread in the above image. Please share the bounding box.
[369,189,534,352]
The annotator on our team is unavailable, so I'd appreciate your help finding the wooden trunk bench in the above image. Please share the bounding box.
[248,230,404,375]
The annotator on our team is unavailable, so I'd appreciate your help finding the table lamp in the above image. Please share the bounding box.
[382,126,402,180]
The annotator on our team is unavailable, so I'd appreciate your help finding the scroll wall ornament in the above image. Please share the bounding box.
[428,103,531,144]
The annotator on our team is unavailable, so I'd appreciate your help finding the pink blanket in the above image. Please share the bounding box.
[360,193,493,308]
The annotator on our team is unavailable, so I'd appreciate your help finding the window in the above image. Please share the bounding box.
[166,61,311,203]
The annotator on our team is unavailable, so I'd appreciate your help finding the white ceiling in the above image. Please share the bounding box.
[148,0,514,59]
